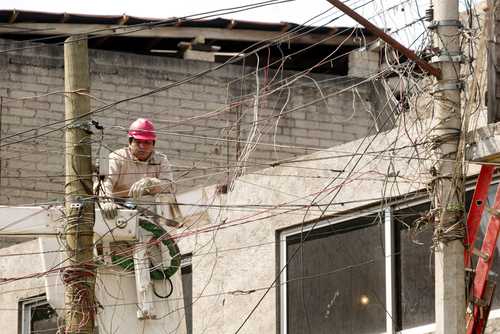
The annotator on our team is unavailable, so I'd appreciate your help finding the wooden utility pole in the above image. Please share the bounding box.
[63,35,96,334]
[430,0,465,332]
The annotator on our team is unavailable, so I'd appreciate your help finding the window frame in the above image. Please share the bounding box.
[18,294,57,334]
[279,207,387,334]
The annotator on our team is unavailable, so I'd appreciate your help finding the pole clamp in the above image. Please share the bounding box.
[430,52,464,64]
[67,120,93,133]
[432,81,463,93]
[69,202,83,209]
[428,19,463,30]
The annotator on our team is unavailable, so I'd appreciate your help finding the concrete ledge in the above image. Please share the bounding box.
[467,122,500,161]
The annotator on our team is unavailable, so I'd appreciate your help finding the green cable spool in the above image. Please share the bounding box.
[111,220,181,280]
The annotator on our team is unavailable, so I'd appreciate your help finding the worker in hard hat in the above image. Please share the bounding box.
[98,119,186,331]
[100,118,176,220]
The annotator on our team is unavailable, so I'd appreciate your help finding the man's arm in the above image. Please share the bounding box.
[101,151,121,198]
[99,151,122,220]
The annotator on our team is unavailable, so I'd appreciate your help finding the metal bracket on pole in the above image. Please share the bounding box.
[430,52,465,64]
[432,81,463,93]
[69,202,83,209]
[67,120,93,133]
[428,20,463,30]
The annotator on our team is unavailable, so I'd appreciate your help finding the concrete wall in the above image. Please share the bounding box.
[348,48,380,78]
[485,318,500,333]
[0,38,390,205]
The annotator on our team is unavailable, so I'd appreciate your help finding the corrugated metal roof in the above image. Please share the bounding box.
[0,9,371,36]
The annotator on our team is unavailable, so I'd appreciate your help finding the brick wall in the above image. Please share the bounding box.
[0,38,392,205]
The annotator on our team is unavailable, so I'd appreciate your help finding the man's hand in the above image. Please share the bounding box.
[101,202,118,220]
[129,177,162,200]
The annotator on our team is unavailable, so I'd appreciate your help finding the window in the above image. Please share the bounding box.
[281,212,386,334]
[19,295,58,334]
[280,181,500,334]
[395,202,435,330]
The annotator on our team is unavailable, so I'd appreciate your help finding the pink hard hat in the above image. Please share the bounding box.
[128,118,157,140]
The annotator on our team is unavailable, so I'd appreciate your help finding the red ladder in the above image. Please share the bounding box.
[465,165,500,334]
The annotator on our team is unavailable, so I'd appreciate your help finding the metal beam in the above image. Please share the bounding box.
[325,0,442,78]
[0,22,376,47]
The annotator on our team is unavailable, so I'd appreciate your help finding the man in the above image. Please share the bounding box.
[98,119,186,328]
[100,118,175,220]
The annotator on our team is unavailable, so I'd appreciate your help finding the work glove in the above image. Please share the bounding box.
[101,202,118,220]
[129,177,162,201]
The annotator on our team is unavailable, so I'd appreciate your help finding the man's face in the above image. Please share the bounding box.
[129,138,154,161]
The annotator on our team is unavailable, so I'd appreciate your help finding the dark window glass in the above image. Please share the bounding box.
[395,202,434,330]
[31,302,58,334]
[285,213,386,334]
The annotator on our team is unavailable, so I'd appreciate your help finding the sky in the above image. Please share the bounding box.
[0,0,442,47]
[2,0,341,23]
